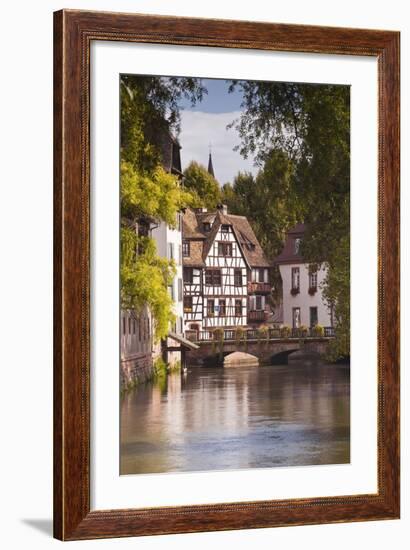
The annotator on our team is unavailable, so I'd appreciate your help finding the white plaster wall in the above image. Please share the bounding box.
[152,220,184,334]
[279,263,332,327]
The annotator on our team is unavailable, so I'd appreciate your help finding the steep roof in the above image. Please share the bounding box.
[207,152,215,178]
[182,207,271,268]
[274,223,306,264]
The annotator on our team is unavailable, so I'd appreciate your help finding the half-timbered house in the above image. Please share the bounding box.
[182,204,272,333]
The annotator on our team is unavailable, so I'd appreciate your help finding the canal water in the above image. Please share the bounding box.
[120,364,350,475]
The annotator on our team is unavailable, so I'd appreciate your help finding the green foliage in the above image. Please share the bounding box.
[183,161,222,209]
[280,324,291,338]
[120,230,176,341]
[226,81,350,359]
[120,76,205,340]
[312,324,325,337]
[298,325,309,338]
[257,325,269,347]
[153,357,168,378]
[121,161,193,225]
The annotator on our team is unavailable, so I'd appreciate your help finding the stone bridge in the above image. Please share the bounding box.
[185,336,332,367]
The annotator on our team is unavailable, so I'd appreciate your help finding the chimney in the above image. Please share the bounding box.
[217,203,228,215]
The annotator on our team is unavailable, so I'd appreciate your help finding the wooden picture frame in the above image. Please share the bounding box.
[53,9,400,540]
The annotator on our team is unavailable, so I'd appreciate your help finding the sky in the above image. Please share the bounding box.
[178,78,258,186]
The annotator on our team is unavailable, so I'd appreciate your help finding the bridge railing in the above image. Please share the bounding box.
[185,326,335,342]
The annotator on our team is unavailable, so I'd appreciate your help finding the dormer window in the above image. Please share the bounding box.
[203,222,211,232]
[294,238,302,254]
[182,241,190,257]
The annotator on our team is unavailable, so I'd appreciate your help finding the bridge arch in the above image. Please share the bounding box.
[224,351,259,367]
[269,349,300,365]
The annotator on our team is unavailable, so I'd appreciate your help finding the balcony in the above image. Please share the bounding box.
[247,282,271,294]
[248,310,268,322]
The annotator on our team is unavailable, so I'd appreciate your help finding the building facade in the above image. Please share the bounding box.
[121,130,185,385]
[120,219,155,387]
[274,224,333,330]
[182,204,272,334]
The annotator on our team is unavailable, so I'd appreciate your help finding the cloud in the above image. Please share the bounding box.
[179,110,257,186]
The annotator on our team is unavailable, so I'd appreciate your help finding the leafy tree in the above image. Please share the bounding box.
[120,75,204,340]
[228,81,350,357]
[121,161,193,226]
[121,231,176,340]
[183,161,222,209]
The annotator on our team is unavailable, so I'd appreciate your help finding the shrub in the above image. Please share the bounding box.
[212,327,224,341]
[257,325,269,347]
[299,324,309,337]
[280,324,291,338]
[153,357,167,378]
[312,324,325,337]
[235,326,245,347]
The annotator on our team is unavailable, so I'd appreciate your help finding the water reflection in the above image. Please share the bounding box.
[120,364,350,475]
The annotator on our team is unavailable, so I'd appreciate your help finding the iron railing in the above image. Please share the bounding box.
[247,282,271,294]
[185,326,335,342]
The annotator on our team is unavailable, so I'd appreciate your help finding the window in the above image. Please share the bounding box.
[291,267,300,290]
[182,240,190,257]
[258,268,265,282]
[219,299,226,316]
[168,243,174,260]
[221,224,230,233]
[309,269,318,289]
[234,268,242,287]
[218,242,232,256]
[207,299,215,316]
[203,222,211,232]
[133,319,136,334]
[168,284,174,300]
[184,296,193,313]
[310,307,318,328]
[294,238,302,254]
[255,295,263,310]
[292,307,301,329]
[122,317,126,335]
[235,299,242,317]
[205,269,222,286]
[178,278,183,301]
[128,318,132,334]
[183,267,193,283]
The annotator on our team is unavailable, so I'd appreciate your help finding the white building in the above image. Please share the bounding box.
[275,224,333,330]
[151,214,184,336]
[120,130,187,381]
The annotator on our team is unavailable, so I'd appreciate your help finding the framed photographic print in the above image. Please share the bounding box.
[54,9,400,540]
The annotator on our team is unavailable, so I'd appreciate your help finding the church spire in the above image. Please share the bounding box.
[207,143,215,178]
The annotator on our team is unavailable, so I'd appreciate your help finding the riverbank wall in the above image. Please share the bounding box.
[121,353,154,390]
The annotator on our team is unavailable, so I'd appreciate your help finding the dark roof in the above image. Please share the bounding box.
[182,207,271,268]
[183,240,205,267]
[207,152,215,178]
[287,223,306,235]
[274,223,306,264]
[158,128,183,178]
